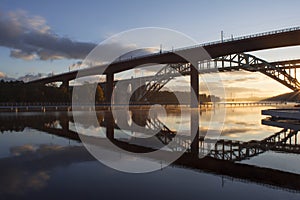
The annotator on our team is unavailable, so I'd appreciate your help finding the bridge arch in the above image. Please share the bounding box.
[213,53,300,91]
[135,53,300,102]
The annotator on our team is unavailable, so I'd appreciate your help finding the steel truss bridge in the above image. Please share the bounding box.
[137,53,300,102]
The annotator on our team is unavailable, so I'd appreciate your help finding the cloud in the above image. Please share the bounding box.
[0,71,16,81]
[222,76,260,84]
[118,48,157,60]
[0,71,6,78]
[17,73,53,82]
[0,10,158,62]
[0,10,96,60]
[222,86,262,94]
[68,61,85,71]
[10,49,36,60]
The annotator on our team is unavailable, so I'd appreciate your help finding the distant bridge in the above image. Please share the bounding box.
[29,27,300,106]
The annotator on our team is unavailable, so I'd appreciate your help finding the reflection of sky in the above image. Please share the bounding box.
[0,106,286,156]
[240,151,300,174]
[0,144,299,200]
[0,108,300,199]
[160,106,282,141]
[217,106,281,141]
[0,128,80,159]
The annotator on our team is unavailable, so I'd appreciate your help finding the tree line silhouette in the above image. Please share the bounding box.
[0,80,219,104]
[0,80,105,103]
[146,91,220,104]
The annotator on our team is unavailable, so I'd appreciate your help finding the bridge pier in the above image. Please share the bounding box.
[61,80,69,90]
[105,73,114,105]
[60,116,69,132]
[190,65,199,108]
[190,111,199,156]
[105,112,114,140]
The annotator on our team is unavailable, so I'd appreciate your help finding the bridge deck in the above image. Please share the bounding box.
[29,27,300,84]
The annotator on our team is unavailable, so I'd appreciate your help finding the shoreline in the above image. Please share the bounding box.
[0,101,290,113]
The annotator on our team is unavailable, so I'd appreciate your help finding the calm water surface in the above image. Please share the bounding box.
[0,106,299,200]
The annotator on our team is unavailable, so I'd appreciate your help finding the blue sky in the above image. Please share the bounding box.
[0,0,300,97]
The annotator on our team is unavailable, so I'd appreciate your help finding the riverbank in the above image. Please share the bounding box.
[0,101,291,113]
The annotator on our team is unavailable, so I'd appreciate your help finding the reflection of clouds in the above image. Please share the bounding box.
[10,144,65,157]
[225,120,257,127]
[26,171,50,189]
[0,146,50,196]
[212,107,281,140]
[0,144,92,196]
[0,169,50,195]
[10,144,36,156]
[221,127,257,136]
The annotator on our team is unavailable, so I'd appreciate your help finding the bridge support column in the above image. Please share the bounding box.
[106,73,114,105]
[60,115,69,132]
[105,112,114,140]
[61,80,69,90]
[190,111,199,156]
[61,80,70,103]
[190,65,199,108]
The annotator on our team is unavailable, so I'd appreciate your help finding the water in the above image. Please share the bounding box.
[0,106,299,200]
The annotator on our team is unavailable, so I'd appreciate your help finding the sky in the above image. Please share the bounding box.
[1,0,300,98]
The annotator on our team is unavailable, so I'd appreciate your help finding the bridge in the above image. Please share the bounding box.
[29,27,300,106]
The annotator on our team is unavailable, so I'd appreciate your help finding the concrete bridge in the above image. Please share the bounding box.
[29,27,300,106]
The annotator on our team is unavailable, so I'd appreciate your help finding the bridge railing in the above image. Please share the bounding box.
[176,26,300,51]
[110,26,300,65]
[0,102,72,107]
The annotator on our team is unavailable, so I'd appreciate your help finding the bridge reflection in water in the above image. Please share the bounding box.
[0,110,300,192]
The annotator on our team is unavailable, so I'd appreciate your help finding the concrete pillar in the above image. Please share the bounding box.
[60,116,69,132]
[105,112,114,140]
[190,111,199,156]
[106,73,114,105]
[190,65,199,108]
[61,80,69,89]
[61,80,70,103]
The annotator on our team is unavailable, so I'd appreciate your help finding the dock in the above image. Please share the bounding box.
[262,108,300,120]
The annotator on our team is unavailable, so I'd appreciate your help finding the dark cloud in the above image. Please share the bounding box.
[10,49,36,60]
[0,10,96,60]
